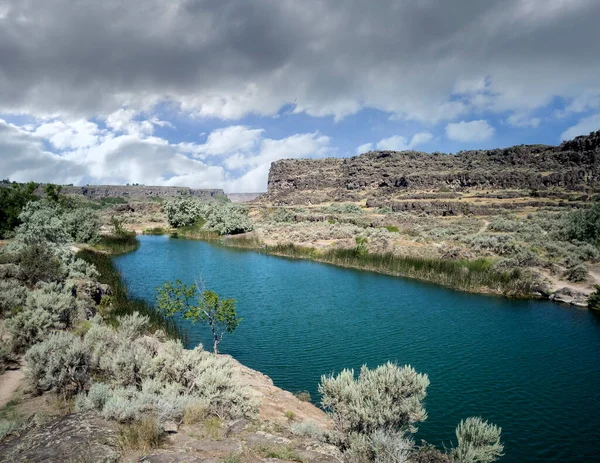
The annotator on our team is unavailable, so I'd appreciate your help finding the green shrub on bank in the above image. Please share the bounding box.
[25,331,91,395]
[451,417,504,463]
[6,307,61,352]
[323,203,364,214]
[74,315,257,423]
[0,280,27,317]
[565,203,600,245]
[0,181,39,239]
[320,362,429,438]
[588,286,600,310]
[165,196,253,235]
[11,200,100,246]
[565,264,588,282]
[19,244,65,284]
[319,362,502,463]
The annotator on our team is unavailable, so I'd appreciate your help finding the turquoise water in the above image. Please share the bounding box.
[114,236,600,462]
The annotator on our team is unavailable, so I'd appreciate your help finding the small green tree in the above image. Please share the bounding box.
[0,181,39,238]
[588,285,600,310]
[44,183,64,203]
[156,280,241,354]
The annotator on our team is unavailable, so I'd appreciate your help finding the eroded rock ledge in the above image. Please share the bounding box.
[264,131,600,205]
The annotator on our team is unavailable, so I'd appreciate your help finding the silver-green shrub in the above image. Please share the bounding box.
[165,196,253,235]
[202,204,254,235]
[14,201,69,245]
[344,430,412,463]
[164,195,204,228]
[290,422,324,440]
[323,203,364,214]
[450,417,504,463]
[25,284,79,328]
[62,207,100,244]
[0,419,20,441]
[5,307,60,350]
[319,362,429,438]
[81,317,258,421]
[0,279,27,316]
[25,331,91,395]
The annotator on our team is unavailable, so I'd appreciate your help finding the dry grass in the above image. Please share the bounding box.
[117,416,164,453]
[182,404,208,425]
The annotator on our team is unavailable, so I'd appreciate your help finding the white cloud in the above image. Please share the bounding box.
[561,113,600,140]
[372,132,433,152]
[506,112,541,128]
[356,143,373,154]
[0,117,331,193]
[195,126,264,157]
[0,0,598,123]
[445,120,495,142]
[33,119,102,150]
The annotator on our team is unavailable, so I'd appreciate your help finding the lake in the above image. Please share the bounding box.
[114,235,600,462]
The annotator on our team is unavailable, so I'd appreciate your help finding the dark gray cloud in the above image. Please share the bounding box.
[0,0,599,120]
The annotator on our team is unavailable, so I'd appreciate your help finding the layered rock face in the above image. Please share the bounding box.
[37,185,225,200]
[265,131,600,204]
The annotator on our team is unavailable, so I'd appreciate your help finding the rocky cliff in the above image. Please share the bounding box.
[265,131,600,205]
[37,185,225,200]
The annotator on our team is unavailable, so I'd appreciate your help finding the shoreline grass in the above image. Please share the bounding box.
[92,233,140,255]
[197,235,538,297]
[143,227,169,236]
[264,243,537,296]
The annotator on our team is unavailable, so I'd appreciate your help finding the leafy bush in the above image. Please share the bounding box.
[164,195,205,228]
[323,203,364,214]
[11,199,100,246]
[564,264,588,282]
[344,430,412,463]
[290,422,323,439]
[165,197,254,235]
[354,236,369,257]
[25,284,81,328]
[79,316,257,422]
[588,286,600,310]
[25,331,91,395]
[319,362,429,438]
[294,390,312,402]
[18,243,65,284]
[5,307,60,351]
[0,280,27,317]
[268,208,296,223]
[319,363,502,463]
[203,204,254,235]
[14,201,70,245]
[450,417,503,463]
[565,203,600,245]
[62,208,100,244]
[0,419,20,441]
[0,181,39,238]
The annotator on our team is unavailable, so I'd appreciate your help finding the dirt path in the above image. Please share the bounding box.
[475,220,490,235]
[0,367,24,408]
[539,269,598,296]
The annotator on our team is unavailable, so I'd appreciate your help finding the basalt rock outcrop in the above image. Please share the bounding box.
[265,131,600,205]
[31,185,226,201]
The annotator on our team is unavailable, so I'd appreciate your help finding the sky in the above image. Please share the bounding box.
[1,0,599,193]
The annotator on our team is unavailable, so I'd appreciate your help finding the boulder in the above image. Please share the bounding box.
[550,287,589,307]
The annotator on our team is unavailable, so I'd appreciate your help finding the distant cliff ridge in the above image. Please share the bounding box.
[265,131,600,204]
[34,185,225,200]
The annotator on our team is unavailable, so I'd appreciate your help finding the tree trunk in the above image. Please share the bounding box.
[213,333,219,354]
